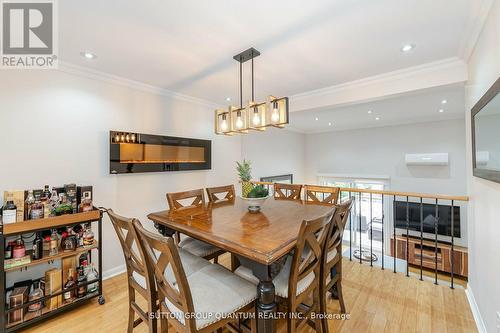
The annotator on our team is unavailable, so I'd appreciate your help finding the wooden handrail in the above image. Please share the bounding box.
[249,181,469,202]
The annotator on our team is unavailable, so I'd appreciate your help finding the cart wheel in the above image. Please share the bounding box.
[98,296,105,305]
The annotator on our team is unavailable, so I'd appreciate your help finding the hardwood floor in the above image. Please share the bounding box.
[20,254,477,333]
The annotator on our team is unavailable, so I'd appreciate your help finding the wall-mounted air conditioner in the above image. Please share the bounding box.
[405,153,449,166]
[476,151,489,165]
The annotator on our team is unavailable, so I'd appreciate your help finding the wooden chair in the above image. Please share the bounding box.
[166,189,226,263]
[206,184,235,203]
[304,185,340,205]
[274,183,303,201]
[107,209,157,333]
[320,198,354,333]
[133,220,257,333]
[235,208,335,333]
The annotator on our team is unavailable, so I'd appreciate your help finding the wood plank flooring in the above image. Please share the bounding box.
[20,254,477,333]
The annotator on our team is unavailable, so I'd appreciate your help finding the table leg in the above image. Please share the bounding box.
[256,279,276,333]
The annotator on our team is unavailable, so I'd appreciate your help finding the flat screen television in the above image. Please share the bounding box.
[393,201,460,238]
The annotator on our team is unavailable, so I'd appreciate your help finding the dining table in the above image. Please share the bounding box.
[148,197,333,333]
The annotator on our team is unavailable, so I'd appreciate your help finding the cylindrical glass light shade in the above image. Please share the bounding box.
[230,106,249,133]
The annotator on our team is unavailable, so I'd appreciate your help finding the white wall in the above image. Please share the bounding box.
[465,0,500,331]
[0,69,242,278]
[241,128,305,183]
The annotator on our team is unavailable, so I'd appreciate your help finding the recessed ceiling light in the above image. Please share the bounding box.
[439,109,444,113]
[328,122,332,126]
[80,51,96,59]
[400,44,415,53]
[315,117,319,121]
[226,97,231,102]
[367,110,372,114]
[441,99,447,104]
[375,117,380,121]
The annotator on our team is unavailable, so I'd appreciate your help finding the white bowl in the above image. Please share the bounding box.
[240,195,270,213]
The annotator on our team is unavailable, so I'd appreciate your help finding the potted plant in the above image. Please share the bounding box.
[242,185,270,213]
[236,159,253,197]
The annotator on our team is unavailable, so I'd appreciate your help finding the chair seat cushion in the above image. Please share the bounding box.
[234,256,315,298]
[179,236,223,258]
[165,264,257,330]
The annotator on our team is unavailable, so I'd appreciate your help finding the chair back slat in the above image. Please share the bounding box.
[274,183,303,201]
[325,198,354,264]
[304,185,340,205]
[288,208,335,298]
[206,185,235,203]
[167,189,206,211]
[133,221,197,331]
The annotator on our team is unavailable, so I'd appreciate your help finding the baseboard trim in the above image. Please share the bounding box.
[466,284,487,333]
[102,264,126,281]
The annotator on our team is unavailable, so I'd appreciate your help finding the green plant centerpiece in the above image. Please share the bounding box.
[246,185,269,198]
[240,184,270,214]
[236,159,254,197]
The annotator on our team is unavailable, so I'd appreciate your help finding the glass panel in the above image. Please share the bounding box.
[119,143,205,164]
[475,93,500,171]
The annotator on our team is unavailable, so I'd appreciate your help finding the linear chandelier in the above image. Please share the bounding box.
[215,47,289,135]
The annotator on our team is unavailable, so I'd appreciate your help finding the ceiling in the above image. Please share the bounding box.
[288,84,465,133]
[59,0,483,104]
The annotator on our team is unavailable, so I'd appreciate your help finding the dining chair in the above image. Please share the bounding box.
[235,208,335,333]
[133,220,257,333]
[107,209,157,333]
[304,185,340,205]
[274,183,303,201]
[320,198,354,333]
[206,184,235,203]
[166,189,226,263]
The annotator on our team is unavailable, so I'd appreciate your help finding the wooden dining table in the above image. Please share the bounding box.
[148,197,333,333]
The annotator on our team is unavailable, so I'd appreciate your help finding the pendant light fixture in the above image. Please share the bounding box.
[215,48,289,135]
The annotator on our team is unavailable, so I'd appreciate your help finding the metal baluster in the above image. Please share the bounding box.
[349,193,353,261]
[359,192,362,264]
[451,200,455,289]
[420,197,423,281]
[393,195,396,273]
[406,196,409,277]
[434,198,439,285]
[370,193,373,267]
[381,194,384,270]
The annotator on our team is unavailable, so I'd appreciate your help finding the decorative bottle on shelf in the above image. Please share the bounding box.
[83,223,94,247]
[79,252,88,268]
[28,281,44,317]
[32,232,43,260]
[41,185,51,218]
[25,190,35,220]
[30,192,44,220]
[86,263,99,293]
[77,266,87,298]
[63,268,76,303]
[2,200,17,224]
[12,238,26,258]
[49,190,59,217]
[5,241,14,259]
[49,229,59,256]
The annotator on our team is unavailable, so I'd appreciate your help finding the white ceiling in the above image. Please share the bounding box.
[288,84,465,133]
[59,0,484,104]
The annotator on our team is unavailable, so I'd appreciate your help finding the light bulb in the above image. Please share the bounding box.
[125,134,130,142]
[271,101,280,123]
[236,117,243,129]
[120,134,125,141]
[252,113,260,126]
[220,115,228,131]
[115,133,120,142]
[130,134,136,142]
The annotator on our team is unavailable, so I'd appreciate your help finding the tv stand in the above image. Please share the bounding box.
[390,235,468,277]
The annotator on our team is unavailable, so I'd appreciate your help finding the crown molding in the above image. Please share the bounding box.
[458,0,495,62]
[57,61,218,108]
[290,57,467,112]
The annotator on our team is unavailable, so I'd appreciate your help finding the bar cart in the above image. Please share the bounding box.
[0,208,104,332]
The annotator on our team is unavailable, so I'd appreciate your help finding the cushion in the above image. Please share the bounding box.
[179,236,223,258]
[234,256,315,298]
[165,264,257,329]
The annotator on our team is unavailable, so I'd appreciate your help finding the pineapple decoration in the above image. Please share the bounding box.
[236,159,254,197]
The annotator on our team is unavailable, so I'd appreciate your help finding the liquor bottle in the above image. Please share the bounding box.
[77,266,87,298]
[2,200,17,224]
[5,241,14,259]
[32,232,43,260]
[63,268,76,303]
[30,192,44,220]
[86,263,99,293]
[79,252,88,267]
[25,190,35,220]
[41,185,51,218]
[49,229,59,256]
[83,223,94,246]
[72,224,84,247]
[28,281,44,317]
[49,190,59,217]
[61,227,77,252]
[12,238,26,258]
